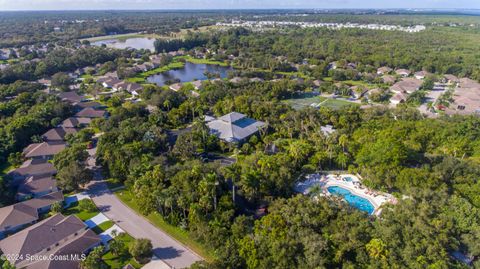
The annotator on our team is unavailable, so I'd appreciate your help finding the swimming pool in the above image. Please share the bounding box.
[344,176,354,182]
[327,186,375,214]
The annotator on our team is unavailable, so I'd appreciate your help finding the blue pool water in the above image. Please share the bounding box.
[327,186,375,214]
[344,177,354,182]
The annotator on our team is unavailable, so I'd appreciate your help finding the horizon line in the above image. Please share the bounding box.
[1,8,480,12]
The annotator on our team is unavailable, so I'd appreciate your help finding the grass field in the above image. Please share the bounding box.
[115,188,215,262]
[179,55,229,67]
[284,95,359,110]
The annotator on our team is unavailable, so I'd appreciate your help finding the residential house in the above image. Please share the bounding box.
[42,127,78,142]
[0,203,38,238]
[60,117,92,128]
[445,78,480,115]
[414,71,431,80]
[390,78,423,94]
[229,77,243,84]
[0,213,101,269]
[395,69,411,77]
[57,91,84,105]
[377,66,393,75]
[7,159,56,186]
[350,86,369,99]
[99,77,122,89]
[169,83,183,92]
[382,75,396,85]
[191,80,204,90]
[21,191,64,214]
[75,107,107,118]
[249,77,264,83]
[207,112,266,143]
[75,101,104,110]
[23,141,66,160]
[443,74,459,84]
[0,192,63,238]
[16,175,58,201]
[390,92,408,105]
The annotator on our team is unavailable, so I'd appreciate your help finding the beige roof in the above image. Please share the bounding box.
[382,75,396,84]
[390,92,408,104]
[390,78,423,94]
[169,83,183,91]
[395,69,411,76]
[23,141,66,158]
[0,214,99,268]
[42,127,78,142]
[377,66,392,74]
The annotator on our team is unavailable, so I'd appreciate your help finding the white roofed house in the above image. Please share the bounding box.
[414,71,431,80]
[395,69,411,77]
[207,112,266,144]
[377,66,393,75]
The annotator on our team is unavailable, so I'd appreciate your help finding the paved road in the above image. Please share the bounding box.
[85,143,201,268]
[87,180,202,268]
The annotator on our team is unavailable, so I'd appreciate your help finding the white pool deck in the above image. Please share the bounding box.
[295,173,396,216]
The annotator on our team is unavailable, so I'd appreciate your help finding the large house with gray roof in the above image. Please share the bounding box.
[0,191,63,238]
[23,141,67,160]
[7,159,56,185]
[42,127,78,142]
[207,112,266,143]
[0,213,101,269]
[16,175,58,201]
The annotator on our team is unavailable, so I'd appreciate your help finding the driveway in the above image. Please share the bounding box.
[84,213,109,228]
[87,180,202,269]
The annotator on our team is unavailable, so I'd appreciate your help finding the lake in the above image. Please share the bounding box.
[91,37,156,51]
[147,62,234,86]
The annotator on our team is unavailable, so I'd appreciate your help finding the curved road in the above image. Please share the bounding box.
[87,180,202,268]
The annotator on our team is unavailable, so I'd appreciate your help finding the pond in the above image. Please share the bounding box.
[147,62,234,86]
[91,37,156,51]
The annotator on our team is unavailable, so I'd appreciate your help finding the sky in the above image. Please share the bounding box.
[0,0,479,11]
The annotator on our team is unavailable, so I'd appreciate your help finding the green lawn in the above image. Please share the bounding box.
[179,55,229,67]
[92,220,114,234]
[63,201,100,221]
[318,96,360,110]
[284,95,359,110]
[102,233,142,269]
[115,189,215,262]
[126,61,186,83]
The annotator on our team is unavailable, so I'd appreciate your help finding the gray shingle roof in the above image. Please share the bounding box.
[60,117,92,128]
[208,112,265,143]
[8,159,56,182]
[75,107,107,118]
[42,127,78,142]
[17,175,57,198]
[0,203,38,232]
[23,141,66,158]
[0,213,99,268]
